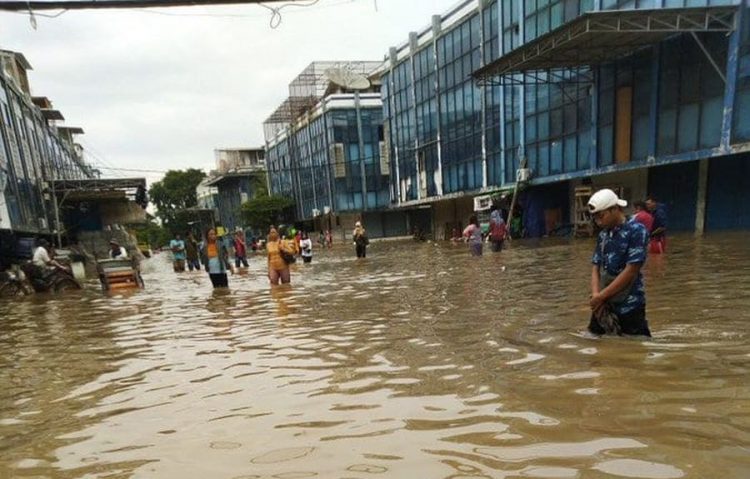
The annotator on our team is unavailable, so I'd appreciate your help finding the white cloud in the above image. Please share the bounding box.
[1,0,458,185]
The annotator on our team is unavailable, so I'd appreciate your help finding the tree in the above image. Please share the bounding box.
[149,168,206,234]
[240,195,295,231]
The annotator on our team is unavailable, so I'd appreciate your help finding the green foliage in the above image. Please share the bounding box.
[149,168,206,234]
[133,220,170,249]
[240,195,295,231]
[251,172,269,198]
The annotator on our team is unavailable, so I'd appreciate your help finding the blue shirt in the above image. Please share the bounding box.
[170,239,186,260]
[591,220,648,315]
[651,203,668,237]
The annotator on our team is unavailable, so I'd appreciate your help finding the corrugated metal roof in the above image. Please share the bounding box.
[473,6,737,82]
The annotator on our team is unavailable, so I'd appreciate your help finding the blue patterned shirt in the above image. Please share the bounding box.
[591,220,648,315]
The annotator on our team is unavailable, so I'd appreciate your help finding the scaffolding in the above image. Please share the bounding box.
[263,61,382,142]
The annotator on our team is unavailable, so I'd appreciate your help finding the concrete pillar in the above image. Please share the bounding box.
[694,158,709,236]
[432,15,444,196]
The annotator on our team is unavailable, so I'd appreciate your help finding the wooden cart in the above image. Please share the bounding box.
[97,258,144,291]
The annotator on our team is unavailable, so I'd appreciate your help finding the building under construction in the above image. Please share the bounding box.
[264,62,414,238]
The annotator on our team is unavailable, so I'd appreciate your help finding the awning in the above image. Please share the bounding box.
[473,6,737,83]
[41,109,64,121]
[204,169,265,187]
[51,177,146,200]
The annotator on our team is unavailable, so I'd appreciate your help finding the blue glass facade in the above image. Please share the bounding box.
[382,0,747,221]
[266,96,389,220]
[0,59,95,234]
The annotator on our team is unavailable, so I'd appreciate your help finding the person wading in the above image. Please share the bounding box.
[266,226,297,285]
[170,234,186,272]
[200,228,231,288]
[489,204,507,252]
[300,232,313,264]
[646,195,668,254]
[233,230,249,268]
[463,215,483,256]
[587,188,651,337]
[185,232,201,271]
[352,221,369,258]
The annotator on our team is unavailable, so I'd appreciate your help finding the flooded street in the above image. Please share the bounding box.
[1,234,749,479]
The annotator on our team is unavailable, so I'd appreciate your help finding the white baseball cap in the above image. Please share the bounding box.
[355,221,361,227]
[588,188,627,213]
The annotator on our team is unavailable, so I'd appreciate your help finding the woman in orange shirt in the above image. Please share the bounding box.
[200,228,231,288]
[266,226,297,285]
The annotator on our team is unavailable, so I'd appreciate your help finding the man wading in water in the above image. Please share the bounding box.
[587,189,651,337]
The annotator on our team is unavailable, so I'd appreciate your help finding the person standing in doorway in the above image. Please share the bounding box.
[489,205,507,252]
[266,226,297,285]
[185,232,201,271]
[463,215,483,256]
[200,228,231,288]
[300,232,313,264]
[352,221,368,258]
[170,234,186,272]
[233,230,249,268]
[645,196,668,254]
[587,188,651,337]
[631,201,654,234]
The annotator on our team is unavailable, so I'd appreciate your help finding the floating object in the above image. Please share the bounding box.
[97,258,144,291]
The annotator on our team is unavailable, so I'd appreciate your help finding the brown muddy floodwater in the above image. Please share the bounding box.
[1,233,749,479]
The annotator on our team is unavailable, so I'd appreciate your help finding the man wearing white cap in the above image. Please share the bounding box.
[587,188,651,336]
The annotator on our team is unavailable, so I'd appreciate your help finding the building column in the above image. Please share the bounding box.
[354,91,368,211]
[388,47,401,205]
[432,15,444,196]
[694,158,709,236]
[408,32,421,200]
[498,0,506,185]
[720,4,743,151]
[647,45,660,160]
[478,0,488,189]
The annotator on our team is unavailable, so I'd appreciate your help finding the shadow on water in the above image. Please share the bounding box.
[0,233,749,478]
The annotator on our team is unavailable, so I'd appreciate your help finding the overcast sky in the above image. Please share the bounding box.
[1,0,458,185]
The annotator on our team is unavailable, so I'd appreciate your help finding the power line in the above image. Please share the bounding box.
[0,0,297,12]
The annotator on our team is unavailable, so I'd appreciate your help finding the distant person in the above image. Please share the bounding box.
[32,239,66,271]
[108,239,128,259]
[488,204,507,252]
[587,188,651,337]
[170,234,186,272]
[200,228,231,288]
[294,229,302,256]
[463,215,483,256]
[631,201,654,234]
[266,226,297,285]
[509,205,524,239]
[318,231,326,247]
[233,230,249,268]
[185,232,201,271]
[300,232,313,264]
[646,196,668,254]
[352,221,369,258]
[325,230,333,249]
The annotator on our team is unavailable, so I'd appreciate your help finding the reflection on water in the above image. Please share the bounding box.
[1,233,749,478]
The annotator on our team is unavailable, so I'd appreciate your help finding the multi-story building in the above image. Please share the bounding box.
[202,147,266,232]
[265,62,410,238]
[0,49,97,237]
[381,0,749,238]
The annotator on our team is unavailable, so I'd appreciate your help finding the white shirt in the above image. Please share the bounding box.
[110,246,128,259]
[300,238,313,257]
[32,246,51,267]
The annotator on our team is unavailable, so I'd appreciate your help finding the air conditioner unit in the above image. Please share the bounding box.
[38,217,48,229]
[323,206,331,215]
[312,208,321,217]
[516,168,532,183]
[473,194,493,212]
